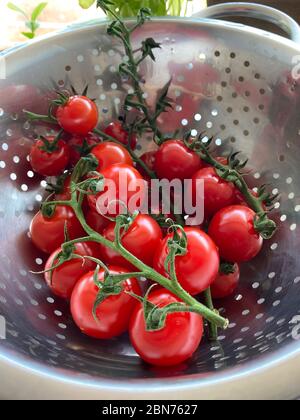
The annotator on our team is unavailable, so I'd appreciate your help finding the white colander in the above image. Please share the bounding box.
[1,2,300,400]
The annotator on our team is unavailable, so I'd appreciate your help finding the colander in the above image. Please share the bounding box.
[1,2,300,400]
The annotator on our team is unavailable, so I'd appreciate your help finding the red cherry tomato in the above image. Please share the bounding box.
[44,242,100,299]
[208,205,264,263]
[99,214,163,269]
[91,142,133,172]
[136,150,157,180]
[191,167,236,219]
[154,140,202,181]
[29,137,70,176]
[71,266,141,339]
[88,164,147,217]
[211,264,240,299]
[129,288,203,366]
[68,134,100,166]
[56,96,99,136]
[30,205,85,254]
[104,121,137,149]
[153,227,219,295]
[85,209,110,234]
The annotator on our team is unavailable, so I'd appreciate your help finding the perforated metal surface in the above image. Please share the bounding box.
[1,18,300,397]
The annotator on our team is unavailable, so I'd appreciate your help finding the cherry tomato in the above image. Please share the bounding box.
[154,140,202,181]
[44,242,100,299]
[91,142,133,172]
[211,264,240,299]
[153,227,219,295]
[30,205,85,254]
[88,164,147,217]
[104,121,137,149]
[68,134,100,166]
[71,266,141,339]
[29,137,70,176]
[208,205,263,263]
[85,209,110,234]
[136,150,157,180]
[56,96,99,136]
[191,167,236,219]
[129,288,203,366]
[99,214,163,269]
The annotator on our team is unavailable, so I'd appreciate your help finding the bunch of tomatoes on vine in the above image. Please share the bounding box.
[25,0,278,367]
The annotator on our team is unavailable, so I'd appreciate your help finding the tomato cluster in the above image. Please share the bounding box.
[26,89,269,368]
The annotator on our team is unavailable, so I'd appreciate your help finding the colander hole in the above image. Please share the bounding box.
[111,83,118,90]
[227,107,233,113]
[256,314,264,320]
[10,173,17,181]
[242,310,250,316]
[0,296,7,304]
[294,277,300,284]
[252,282,259,289]
[270,243,278,251]
[290,224,297,231]
[2,143,8,151]
[214,51,220,57]
[181,119,188,126]
[47,297,54,303]
[228,323,236,329]
[244,61,250,67]
[30,299,39,306]
[243,130,249,137]
[35,258,43,265]
[243,106,250,112]
[0,161,6,168]
[295,205,300,212]
[255,73,261,79]
[286,177,293,184]
[275,287,283,293]
[191,129,198,137]
[206,121,213,129]
[13,156,20,164]
[199,53,206,61]
[215,138,222,146]
[38,314,46,320]
[211,109,218,117]
[96,79,103,86]
[233,338,243,344]
[54,310,62,316]
[0,108,4,116]
[35,194,43,202]
[241,327,250,333]
[217,96,223,102]
[225,68,231,74]
[268,272,276,279]
[65,65,71,72]
[77,55,84,62]
[266,317,275,323]
[289,192,295,199]
[221,81,227,87]
[94,65,101,72]
[257,299,265,304]
[34,283,42,290]
[99,94,106,100]
[58,323,67,329]
[56,334,66,340]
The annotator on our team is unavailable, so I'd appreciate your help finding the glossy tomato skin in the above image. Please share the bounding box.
[129,288,203,367]
[104,121,137,149]
[208,205,263,263]
[153,227,219,295]
[56,96,99,136]
[87,164,147,217]
[71,266,141,339]
[91,142,133,172]
[154,140,202,181]
[85,209,110,234]
[211,264,240,299]
[202,156,228,168]
[44,242,99,299]
[30,205,85,254]
[99,215,163,269]
[136,151,157,180]
[29,138,70,176]
[68,134,100,166]
[191,167,236,219]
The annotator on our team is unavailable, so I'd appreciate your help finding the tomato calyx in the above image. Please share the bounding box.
[46,172,70,196]
[38,131,63,153]
[92,264,141,321]
[254,212,278,240]
[219,262,236,275]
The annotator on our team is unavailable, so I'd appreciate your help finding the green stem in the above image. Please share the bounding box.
[204,288,219,341]
[64,177,228,329]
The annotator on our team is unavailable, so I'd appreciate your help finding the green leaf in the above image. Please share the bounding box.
[79,0,96,9]
[7,2,28,19]
[21,32,35,39]
[31,2,47,22]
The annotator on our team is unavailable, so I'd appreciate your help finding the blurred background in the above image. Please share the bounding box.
[0,0,299,50]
